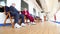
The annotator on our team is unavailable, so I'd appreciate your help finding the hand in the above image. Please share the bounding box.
[25,13,27,15]
[19,12,21,14]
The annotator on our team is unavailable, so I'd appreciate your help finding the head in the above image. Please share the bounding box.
[24,8,27,11]
[11,3,16,7]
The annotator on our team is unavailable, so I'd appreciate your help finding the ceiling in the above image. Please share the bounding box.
[58,0,60,2]
[36,0,42,9]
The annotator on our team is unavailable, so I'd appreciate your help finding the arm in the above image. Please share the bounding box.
[9,6,13,12]
[4,6,10,15]
[27,11,30,15]
[21,11,25,15]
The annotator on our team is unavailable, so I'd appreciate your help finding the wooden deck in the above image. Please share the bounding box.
[0,21,60,34]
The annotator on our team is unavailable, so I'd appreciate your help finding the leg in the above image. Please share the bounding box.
[14,13,19,23]
[19,14,26,26]
[10,12,21,28]
[26,15,36,24]
[19,14,24,23]
[11,12,19,23]
[26,15,34,22]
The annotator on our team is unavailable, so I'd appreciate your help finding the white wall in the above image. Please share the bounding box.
[0,13,6,24]
[28,0,42,16]
[56,10,60,22]
[22,0,42,16]
[44,0,58,21]
[40,0,48,12]
[29,1,34,14]
[56,2,60,22]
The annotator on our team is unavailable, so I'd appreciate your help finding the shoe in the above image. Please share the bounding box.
[27,20,30,22]
[21,23,26,27]
[14,23,21,28]
[31,22,36,25]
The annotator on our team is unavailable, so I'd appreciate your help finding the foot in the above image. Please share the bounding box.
[31,22,36,25]
[21,23,26,27]
[14,23,21,28]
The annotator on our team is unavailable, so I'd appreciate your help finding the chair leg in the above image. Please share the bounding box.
[12,23,14,28]
[4,19,7,25]
[10,17,14,28]
[4,14,9,25]
[9,13,14,28]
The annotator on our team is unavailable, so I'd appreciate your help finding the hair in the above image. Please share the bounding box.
[11,3,16,6]
[12,3,15,5]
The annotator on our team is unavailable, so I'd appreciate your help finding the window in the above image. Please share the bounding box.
[41,11,44,13]
[0,0,7,6]
[33,8,36,16]
[21,0,28,11]
[38,12,40,17]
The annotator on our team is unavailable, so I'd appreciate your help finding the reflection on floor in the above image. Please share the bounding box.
[0,21,60,34]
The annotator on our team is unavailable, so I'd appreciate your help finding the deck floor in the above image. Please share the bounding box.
[0,21,60,34]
